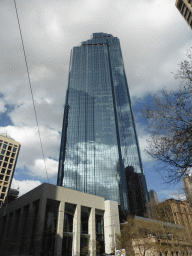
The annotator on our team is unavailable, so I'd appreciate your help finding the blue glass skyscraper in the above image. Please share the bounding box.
[58,33,148,216]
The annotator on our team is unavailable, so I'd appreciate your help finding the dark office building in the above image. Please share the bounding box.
[58,33,149,215]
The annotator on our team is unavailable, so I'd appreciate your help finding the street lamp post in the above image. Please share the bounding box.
[113,220,116,256]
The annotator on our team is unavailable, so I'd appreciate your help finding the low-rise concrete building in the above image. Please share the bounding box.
[0,183,120,256]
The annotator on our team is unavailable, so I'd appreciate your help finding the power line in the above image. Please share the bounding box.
[13,0,51,191]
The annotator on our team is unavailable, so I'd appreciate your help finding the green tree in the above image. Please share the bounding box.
[117,216,165,256]
[81,239,101,256]
[142,49,192,183]
[117,216,192,256]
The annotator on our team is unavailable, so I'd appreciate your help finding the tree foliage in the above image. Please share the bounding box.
[117,216,192,256]
[149,198,192,240]
[117,216,164,256]
[142,49,192,183]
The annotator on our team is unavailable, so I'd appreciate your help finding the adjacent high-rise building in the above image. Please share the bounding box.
[0,134,20,207]
[175,0,192,29]
[58,33,149,215]
[148,189,159,205]
[182,174,192,204]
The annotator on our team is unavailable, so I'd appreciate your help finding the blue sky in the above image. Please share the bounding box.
[0,0,191,200]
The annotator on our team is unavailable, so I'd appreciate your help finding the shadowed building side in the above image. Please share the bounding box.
[0,183,120,256]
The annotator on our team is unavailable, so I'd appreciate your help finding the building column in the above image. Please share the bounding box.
[13,207,25,254]
[104,200,120,255]
[88,207,96,256]
[55,201,65,256]
[73,204,81,256]
[1,213,11,252]
[0,216,3,238]
[24,202,36,253]
[34,198,47,255]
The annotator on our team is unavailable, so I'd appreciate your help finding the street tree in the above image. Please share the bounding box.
[117,216,192,256]
[117,216,164,256]
[142,48,192,183]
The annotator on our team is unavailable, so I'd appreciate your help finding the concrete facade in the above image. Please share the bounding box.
[175,0,192,29]
[0,183,120,256]
[0,134,20,207]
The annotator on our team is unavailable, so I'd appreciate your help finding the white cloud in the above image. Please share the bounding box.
[32,158,58,179]
[0,98,6,113]
[29,65,55,82]
[0,125,60,180]
[11,178,41,197]
[135,121,153,163]
[117,0,176,30]
[138,134,152,163]
[8,98,63,131]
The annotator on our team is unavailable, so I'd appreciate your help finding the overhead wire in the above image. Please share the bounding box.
[13,0,52,194]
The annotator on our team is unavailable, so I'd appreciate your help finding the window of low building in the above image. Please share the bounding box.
[63,203,76,256]
[41,199,60,256]
[80,206,91,255]
[95,209,105,255]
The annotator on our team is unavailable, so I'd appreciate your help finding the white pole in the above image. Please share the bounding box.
[72,223,75,256]
[113,220,116,256]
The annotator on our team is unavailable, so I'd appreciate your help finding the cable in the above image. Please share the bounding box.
[13,0,52,195]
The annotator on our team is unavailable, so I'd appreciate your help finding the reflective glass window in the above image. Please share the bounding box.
[58,33,149,215]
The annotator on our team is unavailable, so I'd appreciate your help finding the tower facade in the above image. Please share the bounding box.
[182,174,192,204]
[0,134,20,207]
[58,33,148,215]
[148,189,159,205]
[175,0,192,29]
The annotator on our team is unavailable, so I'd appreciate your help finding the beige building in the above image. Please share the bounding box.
[175,0,192,29]
[132,235,192,256]
[154,199,192,239]
[118,216,192,256]
[0,183,120,256]
[0,134,20,207]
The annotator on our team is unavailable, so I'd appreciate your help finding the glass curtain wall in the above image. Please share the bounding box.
[58,33,149,215]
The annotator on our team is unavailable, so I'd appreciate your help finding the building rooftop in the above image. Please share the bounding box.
[0,133,15,141]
